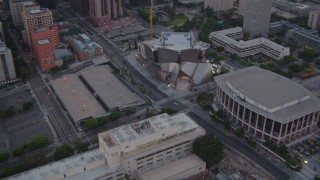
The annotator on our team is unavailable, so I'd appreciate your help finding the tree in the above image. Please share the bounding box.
[193,134,224,167]
[160,108,178,115]
[216,46,225,52]
[74,140,89,153]
[29,136,48,150]
[235,128,244,138]
[22,101,34,111]
[109,111,121,121]
[223,118,231,130]
[197,92,213,108]
[288,63,304,73]
[299,48,319,60]
[0,152,10,163]
[0,165,25,178]
[246,138,257,148]
[84,118,98,129]
[54,144,74,160]
[12,147,24,157]
[23,151,48,168]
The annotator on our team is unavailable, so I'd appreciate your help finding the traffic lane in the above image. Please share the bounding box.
[160,100,189,111]
[187,112,290,180]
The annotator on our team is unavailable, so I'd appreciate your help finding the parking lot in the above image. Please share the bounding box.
[0,89,53,150]
[290,137,320,158]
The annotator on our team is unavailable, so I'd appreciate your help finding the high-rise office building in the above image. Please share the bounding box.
[0,21,5,43]
[9,0,40,27]
[204,0,233,12]
[34,39,55,71]
[70,0,90,16]
[89,0,124,20]
[0,41,16,82]
[238,0,246,16]
[308,10,320,30]
[35,0,56,9]
[22,8,53,47]
[242,0,272,37]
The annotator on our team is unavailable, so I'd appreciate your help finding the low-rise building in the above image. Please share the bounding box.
[270,20,320,51]
[209,27,290,60]
[57,21,81,39]
[6,113,207,180]
[204,0,233,12]
[214,66,320,144]
[272,0,313,17]
[68,34,103,61]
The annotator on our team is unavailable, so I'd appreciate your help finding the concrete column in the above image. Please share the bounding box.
[279,123,283,139]
[270,120,275,137]
[231,99,235,114]
[241,107,246,126]
[262,117,266,139]
[284,122,289,140]
[289,119,297,140]
[254,114,259,136]
[236,103,240,125]
[248,110,252,128]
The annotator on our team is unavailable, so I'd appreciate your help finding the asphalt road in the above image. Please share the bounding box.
[187,112,290,180]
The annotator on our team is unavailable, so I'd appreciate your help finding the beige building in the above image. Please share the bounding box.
[89,0,123,20]
[22,8,53,47]
[243,0,272,37]
[204,0,233,12]
[99,113,206,179]
[6,113,207,180]
[308,10,320,30]
[9,0,39,27]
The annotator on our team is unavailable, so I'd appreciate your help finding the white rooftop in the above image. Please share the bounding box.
[215,66,320,123]
[144,32,210,52]
[100,113,201,153]
[80,65,145,110]
[37,39,50,45]
[5,149,122,180]
[138,154,205,180]
[50,74,106,122]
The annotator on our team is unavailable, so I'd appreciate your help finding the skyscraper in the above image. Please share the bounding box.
[9,0,39,27]
[204,0,233,12]
[35,0,56,9]
[22,8,53,47]
[70,0,90,16]
[308,10,320,30]
[242,0,272,37]
[238,0,246,16]
[0,41,16,82]
[0,21,5,43]
[89,0,124,20]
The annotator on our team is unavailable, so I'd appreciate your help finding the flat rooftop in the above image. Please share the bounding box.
[138,154,205,180]
[99,113,204,154]
[6,149,122,180]
[215,67,320,123]
[37,39,50,45]
[144,32,210,52]
[50,74,106,122]
[80,65,145,110]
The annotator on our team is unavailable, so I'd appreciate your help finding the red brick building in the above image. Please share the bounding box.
[34,39,55,71]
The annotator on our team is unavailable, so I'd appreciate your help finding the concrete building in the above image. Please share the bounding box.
[209,27,290,60]
[89,0,124,24]
[34,39,55,71]
[0,41,16,82]
[98,113,206,179]
[6,113,206,180]
[35,0,56,9]
[204,0,233,12]
[243,0,272,37]
[272,0,312,17]
[270,20,320,51]
[308,10,320,30]
[138,32,211,89]
[68,34,103,61]
[22,8,53,47]
[238,0,246,16]
[31,26,59,52]
[70,0,90,16]
[214,66,320,144]
[9,0,40,27]
[0,21,5,43]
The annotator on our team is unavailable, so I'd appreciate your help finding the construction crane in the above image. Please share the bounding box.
[149,0,154,40]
